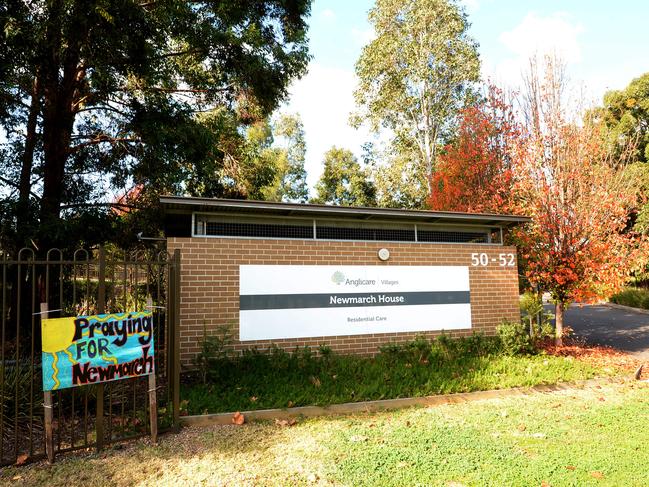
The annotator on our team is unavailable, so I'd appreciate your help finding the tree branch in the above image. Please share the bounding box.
[0,174,40,200]
[70,135,143,151]
[60,202,142,210]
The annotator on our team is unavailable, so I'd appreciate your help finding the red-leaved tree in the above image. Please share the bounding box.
[512,56,647,345]
[428,85,519,213]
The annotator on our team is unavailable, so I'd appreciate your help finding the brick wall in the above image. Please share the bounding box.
[167,237,520,365]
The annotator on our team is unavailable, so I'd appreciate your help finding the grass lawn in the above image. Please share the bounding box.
[5,380,649,486]
[182,339,617,415]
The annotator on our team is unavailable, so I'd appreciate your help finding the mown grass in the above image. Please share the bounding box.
[5,381,649,486]
[610,286,649,310]
[181,334,615,415]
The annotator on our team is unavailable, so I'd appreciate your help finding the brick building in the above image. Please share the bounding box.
[161,196,529,365]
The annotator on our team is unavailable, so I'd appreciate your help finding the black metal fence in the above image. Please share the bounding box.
[0,246,181,465]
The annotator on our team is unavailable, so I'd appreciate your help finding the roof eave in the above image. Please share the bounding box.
[159,196,531,227]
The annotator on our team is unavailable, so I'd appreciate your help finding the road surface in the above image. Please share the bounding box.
[545,303,649,358]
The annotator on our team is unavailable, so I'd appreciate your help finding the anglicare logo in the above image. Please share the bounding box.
[331,271,376,287]
[331,271,345,285]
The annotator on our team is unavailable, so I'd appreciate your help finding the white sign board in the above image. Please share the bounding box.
[239,265,472,341]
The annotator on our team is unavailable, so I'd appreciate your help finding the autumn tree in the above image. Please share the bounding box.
[313,147,376,206]
[513,57,647,345]
[352,0,480,198]
[428,85,518,213]
[0,1,311,251]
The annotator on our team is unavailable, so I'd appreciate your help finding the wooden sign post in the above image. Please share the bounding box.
[40,308,158,453]
[40,303,55,464]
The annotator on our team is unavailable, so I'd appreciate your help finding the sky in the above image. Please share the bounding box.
[281,0,649,191]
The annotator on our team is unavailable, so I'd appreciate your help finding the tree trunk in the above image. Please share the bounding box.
[555,301,564,346]
[17,75,41,236]
[39,0,85,244]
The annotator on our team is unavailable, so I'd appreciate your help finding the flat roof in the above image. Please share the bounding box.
[160,196,530,228]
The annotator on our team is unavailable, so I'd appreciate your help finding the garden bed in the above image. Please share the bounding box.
[181,333,627,416]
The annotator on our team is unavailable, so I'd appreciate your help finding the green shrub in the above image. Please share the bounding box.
[378,342,406,364]
[181,331,610,415]
[520,292,543,334]
[378,332,501,366]
[497,320,534,355]
[1,363,41,443]
[519,292,555,340]
[194,324,232,384]
[610,287,649,310]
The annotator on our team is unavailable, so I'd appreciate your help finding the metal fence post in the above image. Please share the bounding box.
[171,249,181,431]
[95,246,106,451]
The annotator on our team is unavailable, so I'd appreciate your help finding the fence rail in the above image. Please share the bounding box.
[0,246,181,465]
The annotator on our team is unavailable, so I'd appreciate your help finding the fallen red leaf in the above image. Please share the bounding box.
[275,418,297,427]
[565,465,576,471]
[590,471,604,479]
[539,339,643,372]
[15,454,28,466]
[232,411,245,425]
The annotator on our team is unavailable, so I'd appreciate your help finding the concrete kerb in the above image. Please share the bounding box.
[180,377,623,427]
[603,302,649,316]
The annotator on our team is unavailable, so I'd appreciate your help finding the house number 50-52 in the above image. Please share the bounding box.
[471,253,516,267]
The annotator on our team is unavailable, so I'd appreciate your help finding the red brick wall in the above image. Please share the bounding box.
[167,237,520,365]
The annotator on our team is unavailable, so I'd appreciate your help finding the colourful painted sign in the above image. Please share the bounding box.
[41,311,155,391]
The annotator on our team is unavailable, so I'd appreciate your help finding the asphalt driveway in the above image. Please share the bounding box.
[545,303,649,358]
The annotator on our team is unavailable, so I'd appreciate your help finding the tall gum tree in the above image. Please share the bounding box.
[589,73,649,247]
[0,0,311,250]
[352,0,480,200]
[312,146,376,206]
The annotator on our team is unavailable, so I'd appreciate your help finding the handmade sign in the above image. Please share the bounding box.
[41,311,155,391]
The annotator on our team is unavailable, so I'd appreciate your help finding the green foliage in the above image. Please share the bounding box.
[180,333,605,415]
[609,287,649,310]
[497,320,535,356]
[631,166,649,280]
[593,72,649,164]
[194,324,232,385]
[318,344,333,360]
[312,147,376,206]
[636,203,649,235]
[0,363,42,444]
[372,147,430,209]
[519,291,555,339]
[378,333,501,365]
[0,0,312,250]
[270,113,309,203]
[353,0,480,198]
